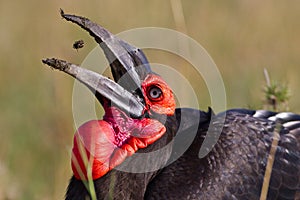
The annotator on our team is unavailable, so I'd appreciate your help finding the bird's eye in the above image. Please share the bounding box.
[147,86,163,101]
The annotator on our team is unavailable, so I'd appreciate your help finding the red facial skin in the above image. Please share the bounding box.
[71,74,175,180]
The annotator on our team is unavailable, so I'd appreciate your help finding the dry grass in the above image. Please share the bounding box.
[0,1,300,199]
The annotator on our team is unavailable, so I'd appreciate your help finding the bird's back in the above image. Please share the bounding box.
[146,109,300,200]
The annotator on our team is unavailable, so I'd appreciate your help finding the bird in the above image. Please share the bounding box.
[43,10,300,200]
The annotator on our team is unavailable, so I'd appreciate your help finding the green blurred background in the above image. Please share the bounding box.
[0,1,299,199]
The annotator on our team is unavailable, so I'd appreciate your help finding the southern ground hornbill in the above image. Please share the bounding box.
[43,11,300,200]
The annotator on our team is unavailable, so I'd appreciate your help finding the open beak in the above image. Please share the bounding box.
[42,10,154,118]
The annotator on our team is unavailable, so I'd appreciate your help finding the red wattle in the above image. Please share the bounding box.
[71,120,115,180]
[71,108,166,180]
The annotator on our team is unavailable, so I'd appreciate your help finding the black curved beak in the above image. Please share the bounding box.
[42,10,154,118]
[42,58,145,118]
[60,9,153,94]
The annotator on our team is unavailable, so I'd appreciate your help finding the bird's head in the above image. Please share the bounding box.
[43,10,176,180]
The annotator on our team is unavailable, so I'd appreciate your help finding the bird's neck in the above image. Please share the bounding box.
[66,113,178,200]
[66,170,158,200]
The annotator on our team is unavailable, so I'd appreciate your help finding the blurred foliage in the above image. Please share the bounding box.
[0,0,299,199]
[263,69,290,111]
[264,81,290,111]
